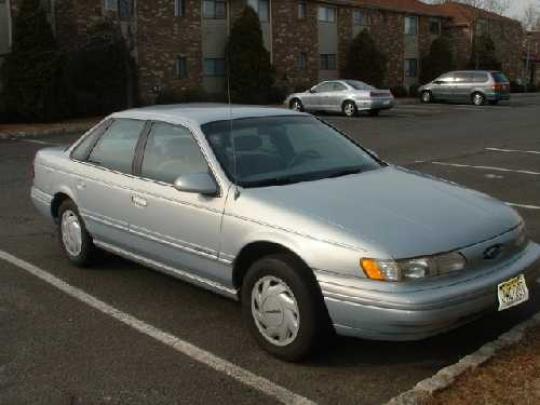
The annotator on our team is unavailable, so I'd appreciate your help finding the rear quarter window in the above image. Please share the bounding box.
[491,72,509,83]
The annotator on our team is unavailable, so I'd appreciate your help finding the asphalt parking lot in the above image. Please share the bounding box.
[1,95,540,404]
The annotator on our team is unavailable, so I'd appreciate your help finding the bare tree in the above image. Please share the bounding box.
[522,1,540,30]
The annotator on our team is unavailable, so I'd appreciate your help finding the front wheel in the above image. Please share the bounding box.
[420,91,432,103]
[241,254,330,361]
[58,200,97,267]
[289,98,304,112]
[342,101,357,117]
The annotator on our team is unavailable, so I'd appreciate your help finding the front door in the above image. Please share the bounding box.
[127,121,229,286]
[431,73,455,101]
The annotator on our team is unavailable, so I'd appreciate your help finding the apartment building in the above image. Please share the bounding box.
[0,0,12,95]
[2,0,526,105]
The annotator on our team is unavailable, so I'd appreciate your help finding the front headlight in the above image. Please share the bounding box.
[361,252,466,282]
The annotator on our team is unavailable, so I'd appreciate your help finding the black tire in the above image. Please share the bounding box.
[420,91,432,103]
[241,254,331,361]
[342,100,357,117]
[289,98,304,112]
[58,199,97,267]
[471,92,486,106]
[368,109,380,117]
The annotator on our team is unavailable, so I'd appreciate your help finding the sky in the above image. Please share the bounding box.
[506,0,533,19]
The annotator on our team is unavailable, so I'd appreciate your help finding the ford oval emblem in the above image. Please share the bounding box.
[483,244,504,260]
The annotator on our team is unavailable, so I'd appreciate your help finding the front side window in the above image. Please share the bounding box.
[176,56,188,79]
[203,0,226,19]
[318,6,335,23]
[201,116,381,188]
[314,82,335,93]
[404,58,418,78]
[345,80,375,90]
[141,123,208,184]
[404,16,418,36]
[118,0,133,18]
[332,82,347,91]
[204,58,226,76]
[435,72,454,83]
[88,119,146,173]
[320,54,336,70]
[248,0,269,22]
[298,52,307,70]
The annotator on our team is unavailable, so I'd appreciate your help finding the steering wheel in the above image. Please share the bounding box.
[287,150,322,168]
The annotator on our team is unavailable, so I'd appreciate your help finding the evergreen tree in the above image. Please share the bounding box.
[420,35,456,84]
[471,34,501,70]
[0,0,66,121]
[343,30,387,88]
[226,6,274,104]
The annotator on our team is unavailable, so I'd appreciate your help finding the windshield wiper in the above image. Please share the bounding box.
[326,167,365,178]
[241,176,306,188]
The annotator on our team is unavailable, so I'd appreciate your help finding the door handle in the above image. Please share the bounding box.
[131,195,148,208]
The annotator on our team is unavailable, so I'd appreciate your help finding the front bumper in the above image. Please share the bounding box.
[316,242,540,341]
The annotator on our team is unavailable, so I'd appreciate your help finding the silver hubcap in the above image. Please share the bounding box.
[292,100,301,111]
[473,94,484,105]
[61,210,82,257]
[344,103,355,116]
[251,276,300,347]
[422,92,430,102]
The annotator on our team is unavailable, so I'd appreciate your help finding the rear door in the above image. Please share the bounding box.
[74,118,148,250]
[453,72,473,102]
[309,81,334,110]
[326,82,348,112]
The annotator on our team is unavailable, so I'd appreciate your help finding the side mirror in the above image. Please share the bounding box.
[434,80,444,85]
[173,173,218,196]
[309,87,316,93]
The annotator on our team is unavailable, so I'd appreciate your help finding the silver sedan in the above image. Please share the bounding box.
[31,105,540,361]
[285,80,394,117]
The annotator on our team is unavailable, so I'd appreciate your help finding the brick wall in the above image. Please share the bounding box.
[370,10,404,88]
[136,0,203,104]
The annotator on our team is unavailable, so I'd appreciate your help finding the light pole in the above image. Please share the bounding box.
[524,32,531,93]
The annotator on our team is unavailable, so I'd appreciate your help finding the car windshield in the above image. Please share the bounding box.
[200,115,382,188]
[345,80,375,90]
[491,72,509,83]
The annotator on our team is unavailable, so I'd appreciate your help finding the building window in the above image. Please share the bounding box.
[318,6,335,23]
[298,1,306,20]
[175,0,185,17]
[476,19,488,36]
[204,58,226,76]
[353,10,369,27]
[429,18,441,35]
[404,15,418,36]
[320,54,336,70]
[176,56,188,79]
[104,0,118,12]
[298,52,307,70]
[118,0,134,19]
[203,0,226,19]
[404,58,418,78]
[248,0,269,22]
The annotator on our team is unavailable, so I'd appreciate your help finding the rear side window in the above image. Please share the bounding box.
[453,72,469,82]
[472,72,488,83]
[88,119,146,173]
[71,120,110,161]
[141,122,209,184]
[491,72,509,83]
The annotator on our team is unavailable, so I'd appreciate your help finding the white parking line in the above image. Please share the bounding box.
[0,249,314,405]
[431,161,540,176]
[486,147,540,155]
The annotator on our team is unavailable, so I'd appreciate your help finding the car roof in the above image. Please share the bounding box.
[111,103,306,126]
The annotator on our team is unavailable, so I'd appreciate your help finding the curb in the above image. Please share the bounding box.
[386,309,540,405]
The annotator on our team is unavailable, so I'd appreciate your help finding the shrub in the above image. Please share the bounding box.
[64,20,133,116]
[155,86,210,104]
[226,7,274,104]
[408,83,420,97]
[343,29,387,88]
[390,86,408,98]
[0,0,68,121]
[470,34,501,71]
[420,35,456,84]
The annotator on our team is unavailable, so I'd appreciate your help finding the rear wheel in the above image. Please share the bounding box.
[289,98,304,112]
[471,92,486,106]
[241,254,330,361]
[342,100,357,117]
[420,91,432,103]
[58,200,97,267]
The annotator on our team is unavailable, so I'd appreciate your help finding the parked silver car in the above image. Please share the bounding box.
[285,80,394,117]
[419,70,511,106]
[31,105,540,361]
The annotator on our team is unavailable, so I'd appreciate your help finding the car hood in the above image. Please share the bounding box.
[236,166,521,258]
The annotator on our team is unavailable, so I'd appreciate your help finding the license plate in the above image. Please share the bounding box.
[497,274,529,311]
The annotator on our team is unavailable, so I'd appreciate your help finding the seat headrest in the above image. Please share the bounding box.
[234,135,262,152]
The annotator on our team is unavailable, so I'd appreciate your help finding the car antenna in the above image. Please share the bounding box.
[227,42,240,200]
